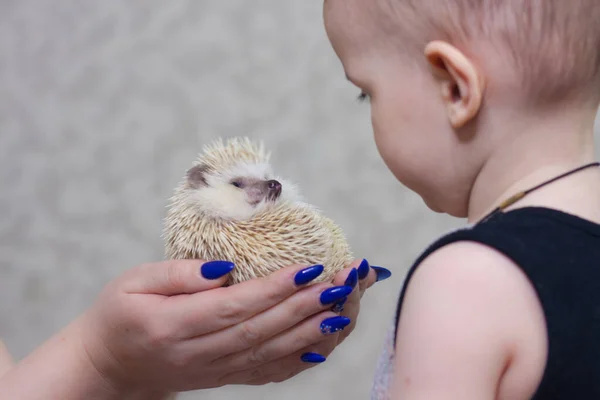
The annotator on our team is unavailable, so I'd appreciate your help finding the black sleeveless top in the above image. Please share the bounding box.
[394,207,600,399]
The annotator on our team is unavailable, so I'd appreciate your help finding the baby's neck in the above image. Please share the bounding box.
[467,103,599,224]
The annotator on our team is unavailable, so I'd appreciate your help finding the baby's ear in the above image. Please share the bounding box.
[424,40,485,129]
[187,164,210,188]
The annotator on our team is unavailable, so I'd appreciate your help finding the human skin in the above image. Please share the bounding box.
[323,0,600,398]
[0,340,14,377]
[0,258,382,399]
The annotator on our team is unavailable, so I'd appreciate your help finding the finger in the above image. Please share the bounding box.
[244,369,304,386]
[219,355,309,386]
[336,298,359,347]
[329,260,363,314]
[219,339,337,386]
[357,259,378,296]
[217,348,324,386]
[195,281,344,358]
[122,259,235,296]
[171,263,331,337]
[335,263,391,346]
[328,266,362,346]
[208,307,348,373]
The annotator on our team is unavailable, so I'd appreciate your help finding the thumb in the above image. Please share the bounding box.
[122,259,235,296]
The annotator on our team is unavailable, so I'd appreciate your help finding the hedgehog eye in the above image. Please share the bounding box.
[231,181,243,188]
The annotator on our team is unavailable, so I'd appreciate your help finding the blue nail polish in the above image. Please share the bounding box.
[301,352,326,363]
[200,261,235,280]
[320,285,353,305]
[331,298,347,313]
[357,259,370,280]
[372,266,392,282]
[320,316,351,335]
[294,265,324,286]
[344,268,358,289]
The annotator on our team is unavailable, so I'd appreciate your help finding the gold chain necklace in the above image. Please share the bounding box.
[480,161,600,223]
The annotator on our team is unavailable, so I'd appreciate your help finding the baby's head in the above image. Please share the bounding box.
[324,0,600,217]
[177,138,299,221]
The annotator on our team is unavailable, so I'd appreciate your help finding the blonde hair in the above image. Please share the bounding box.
[373,0,600,105]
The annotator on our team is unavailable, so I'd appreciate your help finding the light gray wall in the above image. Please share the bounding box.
[1,2,598,400]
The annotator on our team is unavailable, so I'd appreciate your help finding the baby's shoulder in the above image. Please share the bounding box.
[408,240,537,306]
[393,237,550,399]
[399,239,547,348]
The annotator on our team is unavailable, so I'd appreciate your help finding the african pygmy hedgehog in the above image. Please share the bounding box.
[162,137,353,285]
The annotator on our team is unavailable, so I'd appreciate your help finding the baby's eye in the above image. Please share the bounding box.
[357,91,371,103]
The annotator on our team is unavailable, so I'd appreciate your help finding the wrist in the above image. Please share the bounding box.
[0,317,116,400]
[0,316,169,400]
[69,314,172,400]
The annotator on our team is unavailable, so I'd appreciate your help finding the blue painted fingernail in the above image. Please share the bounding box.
[301,352,326,363]
[344,268,358,288]
[357,259,370,280]
[320,316,351,335]
[294,265,324,286]
[320,285,353,305]
[373,266,392,282]
[331,298,347,313]
[200,261,235,280]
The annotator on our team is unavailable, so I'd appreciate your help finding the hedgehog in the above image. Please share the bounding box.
[162,137,354,285]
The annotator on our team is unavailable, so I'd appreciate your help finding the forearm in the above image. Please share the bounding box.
[0,319,170,400]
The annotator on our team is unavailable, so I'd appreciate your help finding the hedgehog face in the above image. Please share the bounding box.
[183,161,293,221]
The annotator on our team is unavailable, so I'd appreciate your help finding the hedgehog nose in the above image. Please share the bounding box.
[267,180,281,191]
[267,180,282,199]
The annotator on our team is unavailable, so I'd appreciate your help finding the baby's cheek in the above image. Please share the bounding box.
[370,103,395,147]
[371,105,410,162]
[371,112,432,194]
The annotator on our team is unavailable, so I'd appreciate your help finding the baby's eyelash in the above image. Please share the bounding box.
[356,91,370,102]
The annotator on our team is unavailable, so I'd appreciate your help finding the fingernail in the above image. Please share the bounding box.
[372,266,392,282]
[331,298,347,313]
[294,265,324,286]
[301,352,326,363]
[320,316,351,335]
[357,259,370,280]
[200,261,235,280]
[320,285,353,305]
[344,268,358,289]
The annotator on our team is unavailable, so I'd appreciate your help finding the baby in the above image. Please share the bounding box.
[323,0,600,399]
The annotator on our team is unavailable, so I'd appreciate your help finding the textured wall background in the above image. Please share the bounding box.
[0,1,598,400]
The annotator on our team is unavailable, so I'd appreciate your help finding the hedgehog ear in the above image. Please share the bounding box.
[187,164,210,188]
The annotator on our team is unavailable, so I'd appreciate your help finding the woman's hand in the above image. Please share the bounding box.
[215,259,388,386]
[0,258,388,400]
[335,259,392,345]
[234,259,390,386]
[78,258,385,394]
